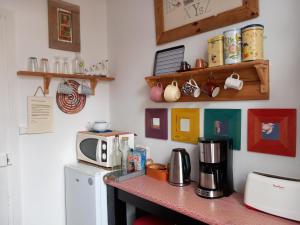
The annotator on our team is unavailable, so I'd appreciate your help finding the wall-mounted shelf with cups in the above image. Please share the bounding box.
[17,71,115,95]
[145,60,269,102]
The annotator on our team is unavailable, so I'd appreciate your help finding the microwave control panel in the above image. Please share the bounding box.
[101,141,107,162]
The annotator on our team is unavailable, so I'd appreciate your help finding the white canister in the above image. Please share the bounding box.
[223,28,242,64]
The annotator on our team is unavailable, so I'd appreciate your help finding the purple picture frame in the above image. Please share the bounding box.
[145,108,168,140]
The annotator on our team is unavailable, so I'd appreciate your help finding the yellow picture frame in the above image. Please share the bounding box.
[171,108,200,144]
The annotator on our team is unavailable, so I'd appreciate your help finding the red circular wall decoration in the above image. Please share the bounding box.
[56,80,86,114]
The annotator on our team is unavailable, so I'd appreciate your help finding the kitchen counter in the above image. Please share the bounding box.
[106,175,299,225]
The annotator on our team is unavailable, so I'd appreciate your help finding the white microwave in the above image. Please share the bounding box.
[76,131,134,168]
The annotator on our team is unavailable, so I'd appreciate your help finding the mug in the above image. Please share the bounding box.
[164,80,181,102]
[182,79,201,98]
[178,61,191,72]
[224,72,243,90]
[150,82,163,102]
[78,84,93,96]
[202,77,220,98]
[57,82,73,95]
[195,59,208,69]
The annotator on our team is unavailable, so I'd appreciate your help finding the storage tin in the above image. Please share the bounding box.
[208,35,224,67]
[223,28,242,64]
[241,24,264,61]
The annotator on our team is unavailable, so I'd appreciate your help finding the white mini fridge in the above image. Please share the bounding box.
[65,163,111,225]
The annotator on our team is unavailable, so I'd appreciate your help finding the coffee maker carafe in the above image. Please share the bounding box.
[196,138,233,198]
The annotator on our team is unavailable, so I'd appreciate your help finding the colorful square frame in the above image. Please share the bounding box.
[171,108,199,144]
[248,109,296,157]
[145,108,168,140]
[204,109,241,150]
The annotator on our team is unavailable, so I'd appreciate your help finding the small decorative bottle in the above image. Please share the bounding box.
[72,53,85,74]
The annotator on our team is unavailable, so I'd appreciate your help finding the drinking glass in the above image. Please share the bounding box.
[54,56,61,73]
[62,57,70,74]
[39,58,49,72]
[28,57,38,72]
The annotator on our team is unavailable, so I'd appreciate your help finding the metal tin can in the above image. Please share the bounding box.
[208,35,224,67]
[223,28,242,64]
[241,24,264,61]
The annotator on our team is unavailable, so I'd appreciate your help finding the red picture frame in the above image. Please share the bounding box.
[248,109,296,157]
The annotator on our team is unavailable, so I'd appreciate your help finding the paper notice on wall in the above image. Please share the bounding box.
[27,96,53,133]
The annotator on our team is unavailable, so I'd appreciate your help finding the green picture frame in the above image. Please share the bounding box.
[204,109,241,150]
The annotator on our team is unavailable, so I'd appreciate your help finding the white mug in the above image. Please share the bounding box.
[164,80,181,102]
[57,82,73,95]
[224,73,243,90]
[78,84,93,96]
[182,79,201,98]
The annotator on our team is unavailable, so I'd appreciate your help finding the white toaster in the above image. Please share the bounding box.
[244,171,300,222]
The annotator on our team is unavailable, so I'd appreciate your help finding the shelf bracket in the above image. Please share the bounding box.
[254,64,269,93]
[90,79,97,95]
[43,76,51,95]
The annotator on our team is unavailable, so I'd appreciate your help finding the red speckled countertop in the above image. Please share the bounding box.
[106,175,299,225]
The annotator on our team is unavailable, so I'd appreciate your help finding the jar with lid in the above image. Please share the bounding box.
[208,35,224,67]
[241,24,264,61]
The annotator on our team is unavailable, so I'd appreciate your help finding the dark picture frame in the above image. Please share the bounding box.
[204,109,241,150]
[145,108,168,140]
[154,0,259,45]
[248,109,297,157]
[48,0,80,52]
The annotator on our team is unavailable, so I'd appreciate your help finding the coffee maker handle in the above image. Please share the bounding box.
[213,169,221,191]
[182,151,191,178]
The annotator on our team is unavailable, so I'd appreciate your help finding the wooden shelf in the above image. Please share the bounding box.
[145,60,269,102]
[17,71,115,95]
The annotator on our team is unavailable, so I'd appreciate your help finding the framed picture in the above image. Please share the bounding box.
[48,0,80,52]
[145,108,168,140]
[171,108,199,144]
[248,109,296,157]
[204,109,241,150]
[154,0,259,45]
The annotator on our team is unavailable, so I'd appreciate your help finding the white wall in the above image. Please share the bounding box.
[108,0,300,192]
[0,0,109,225]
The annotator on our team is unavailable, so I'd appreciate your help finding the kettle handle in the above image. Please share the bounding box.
[182,150,191,179]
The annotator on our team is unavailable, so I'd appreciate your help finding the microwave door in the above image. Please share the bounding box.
[79,138,98,161]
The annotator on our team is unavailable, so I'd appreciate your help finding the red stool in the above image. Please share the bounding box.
[133,215,174,225]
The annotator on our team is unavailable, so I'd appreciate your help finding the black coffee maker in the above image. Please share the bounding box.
[196,138,233,198]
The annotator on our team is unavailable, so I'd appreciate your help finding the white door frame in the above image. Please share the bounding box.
[0,8,20,225]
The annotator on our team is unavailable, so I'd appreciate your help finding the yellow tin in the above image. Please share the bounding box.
[208,35,224,67]
[242,24,264,61]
